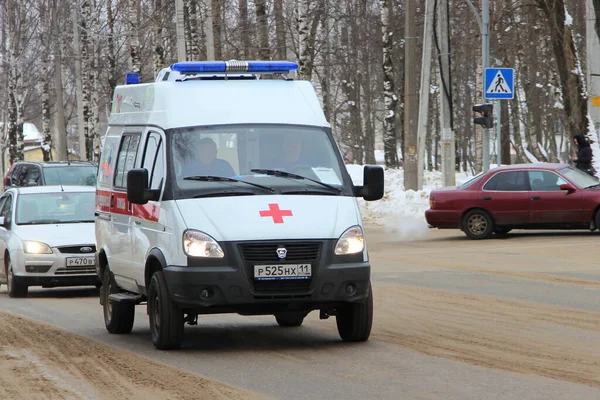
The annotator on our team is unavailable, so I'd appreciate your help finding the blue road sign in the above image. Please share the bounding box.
[484,68,514,100]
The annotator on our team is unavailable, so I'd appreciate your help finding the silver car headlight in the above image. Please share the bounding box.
[182,230,224,258]
[23,241,53,254]
[334,226,364,255]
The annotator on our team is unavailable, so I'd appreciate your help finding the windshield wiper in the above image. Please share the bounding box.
[66,220,95,223]
[18,219,62,225]
[184,175,275,193]
[584,183,600,189]
[250,169,342,192]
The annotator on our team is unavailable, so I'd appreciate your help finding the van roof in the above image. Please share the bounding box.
[109,79,330,130]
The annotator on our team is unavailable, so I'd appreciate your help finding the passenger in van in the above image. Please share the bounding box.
[182,137,235,177]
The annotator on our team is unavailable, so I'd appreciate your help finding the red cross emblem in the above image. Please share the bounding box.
[259,203,293,224]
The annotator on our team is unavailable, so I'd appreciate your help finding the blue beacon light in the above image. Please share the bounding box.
[169,60,298,74]
[126,72,140,84]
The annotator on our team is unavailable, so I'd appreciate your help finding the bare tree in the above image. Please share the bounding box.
[255,0,270,60]
[380,0,399,168]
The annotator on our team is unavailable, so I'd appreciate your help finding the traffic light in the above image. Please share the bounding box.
[473,103,494,128]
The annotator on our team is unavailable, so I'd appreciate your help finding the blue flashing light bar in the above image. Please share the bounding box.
[169,60,298,74]
[126,72,140,84]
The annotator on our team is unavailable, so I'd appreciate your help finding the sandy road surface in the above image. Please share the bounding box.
[1,227,600,399]
[0,312,264,400]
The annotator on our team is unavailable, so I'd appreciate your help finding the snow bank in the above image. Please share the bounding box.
[345,165,472,240]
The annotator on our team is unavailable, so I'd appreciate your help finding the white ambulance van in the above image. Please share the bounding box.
[95,60,384,350]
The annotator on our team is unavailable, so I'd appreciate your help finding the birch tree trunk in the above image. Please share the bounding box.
[380,0,399,168]
[152,0,166,73]
[6,1,24,164]
[212,0,222,59]
[238,0,251,58]
[129,0,141,75]
[536,0,589,139]
[41,1,52,161]
[274,0,286,59]
[255,0,270,60]
[185,0,201,60]
[297,0,310,80]
[107,0,118,89]
[80,1,92,160]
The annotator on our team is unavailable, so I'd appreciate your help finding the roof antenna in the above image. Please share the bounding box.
[57,170,64,192]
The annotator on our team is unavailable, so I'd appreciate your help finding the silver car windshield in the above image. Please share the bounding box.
[169,125,348,195]
[557,166,598,188]
[16,192,96,225]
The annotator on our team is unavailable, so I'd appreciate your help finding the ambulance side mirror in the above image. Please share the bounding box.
[354,165,384,201]
[127,169,160,205]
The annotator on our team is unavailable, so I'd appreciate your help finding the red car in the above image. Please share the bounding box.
[425,163,600,239]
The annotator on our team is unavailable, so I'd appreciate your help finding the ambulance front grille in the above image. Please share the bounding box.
[239,242,321,263]
[239,241,322,294]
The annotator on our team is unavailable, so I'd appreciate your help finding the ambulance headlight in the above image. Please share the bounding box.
[334,226,364,255]
[183,230,224,258]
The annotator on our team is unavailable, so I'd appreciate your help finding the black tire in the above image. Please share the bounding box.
[102,268,135,334]
[494,227,512,235]
[94,281,102,290]
[336,282,373,342]
[462,209,494,240]
[6,259,28,298]
[594,210,600,231]
[275,311,308,327]
[148,271,184,350]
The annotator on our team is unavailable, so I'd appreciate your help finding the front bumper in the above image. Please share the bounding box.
[11,247,99,288]
[163,262,371,313]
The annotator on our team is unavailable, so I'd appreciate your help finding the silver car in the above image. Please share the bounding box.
[0,185,99,297]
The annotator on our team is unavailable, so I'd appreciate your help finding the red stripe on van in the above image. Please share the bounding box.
[95,189,160,222]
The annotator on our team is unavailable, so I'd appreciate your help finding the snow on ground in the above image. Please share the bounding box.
[346,164,473,240]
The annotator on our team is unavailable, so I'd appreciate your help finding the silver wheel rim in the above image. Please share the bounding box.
[468,214,488,235]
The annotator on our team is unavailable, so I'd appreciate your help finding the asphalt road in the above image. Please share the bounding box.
[1,226,600,400]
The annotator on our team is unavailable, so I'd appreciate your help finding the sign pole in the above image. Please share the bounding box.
[496,99,501,166]
[482,0,490,172]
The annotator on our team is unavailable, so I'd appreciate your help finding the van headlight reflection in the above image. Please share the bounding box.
[334,226,364,255]
[182,230,224,258]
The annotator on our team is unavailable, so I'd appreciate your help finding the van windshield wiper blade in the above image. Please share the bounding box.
[184,175,275,193]
[251,169,342,192]
[584,183,600,189]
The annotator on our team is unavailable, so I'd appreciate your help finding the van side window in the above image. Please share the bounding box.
[114,134,141,189]
[141,132,164,190]
[98,136,121,187]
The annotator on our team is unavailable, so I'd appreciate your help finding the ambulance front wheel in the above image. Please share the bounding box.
[335,282,373,342]
[102,268,135,334]
[148,270,184,350]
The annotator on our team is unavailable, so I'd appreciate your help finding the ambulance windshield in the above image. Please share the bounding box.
[169,125,350,196]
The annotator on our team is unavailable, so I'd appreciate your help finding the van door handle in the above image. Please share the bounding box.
[531,196,541,200]
[482,196,492,200]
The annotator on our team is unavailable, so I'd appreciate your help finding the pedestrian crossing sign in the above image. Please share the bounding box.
[484,68,514,100]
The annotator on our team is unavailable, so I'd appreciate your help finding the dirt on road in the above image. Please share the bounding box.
[369,283,600,388]
[0,311,265,400]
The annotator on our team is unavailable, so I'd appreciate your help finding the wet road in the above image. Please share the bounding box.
[1,227,599,399]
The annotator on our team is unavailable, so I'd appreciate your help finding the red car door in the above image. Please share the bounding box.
[479,170,531,225]
[527,170,583,223]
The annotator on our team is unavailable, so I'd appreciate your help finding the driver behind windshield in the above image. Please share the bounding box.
[183,137,235,178]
